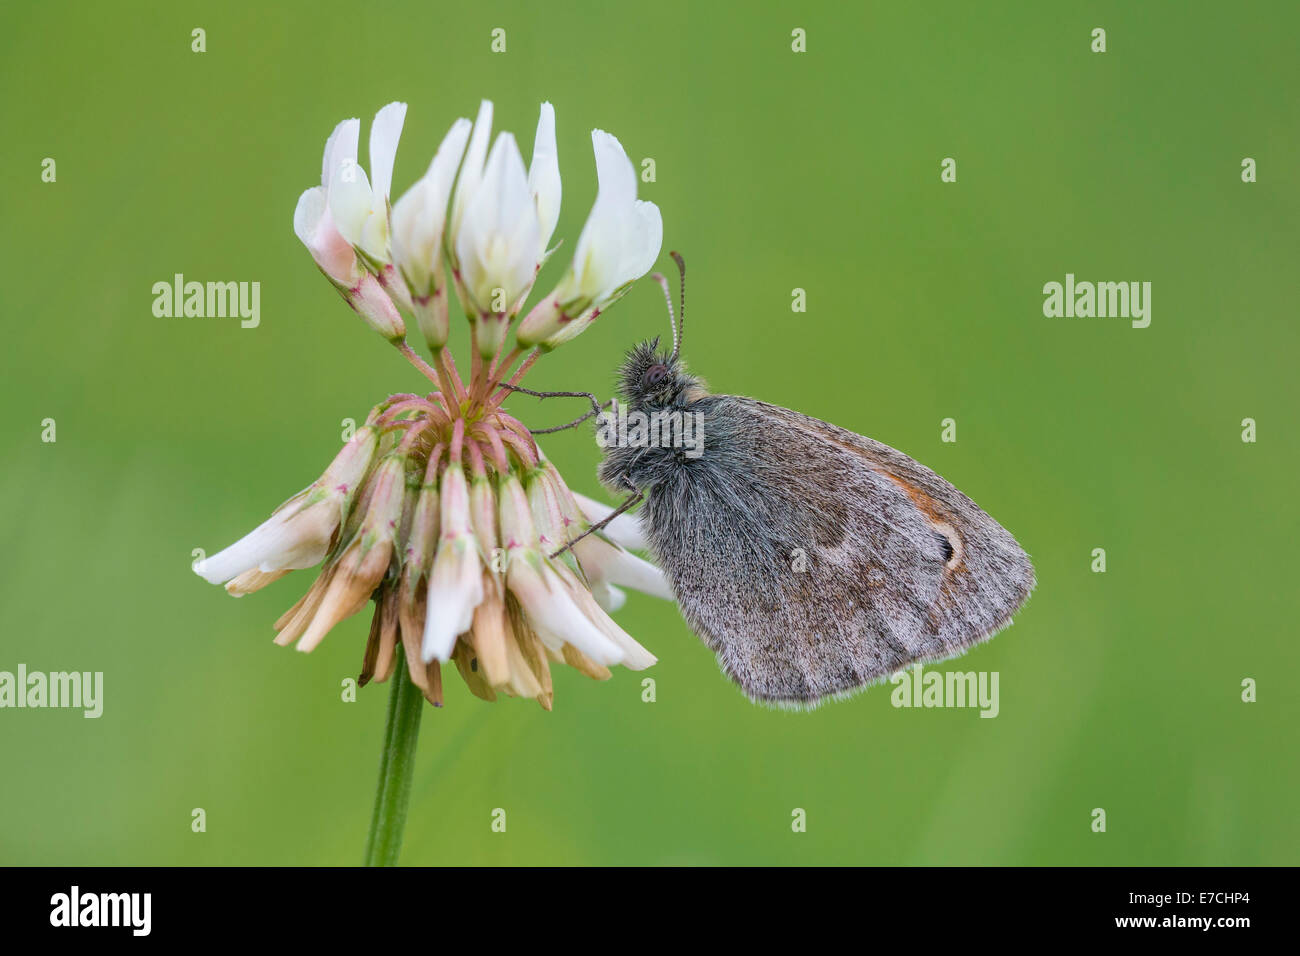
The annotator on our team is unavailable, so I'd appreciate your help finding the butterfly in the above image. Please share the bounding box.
[530,253,1035,707]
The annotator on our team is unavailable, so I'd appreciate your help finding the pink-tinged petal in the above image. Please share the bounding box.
[468,475,500,559]
[346,272,405,340]
[294,187,358,283]
[319,423,380,498]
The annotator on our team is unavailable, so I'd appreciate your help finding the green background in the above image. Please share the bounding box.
[2,0,1296,865]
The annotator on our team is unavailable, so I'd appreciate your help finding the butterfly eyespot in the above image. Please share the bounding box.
[934,531,954,564]
[643,364,670,389]
[932,523,963,569]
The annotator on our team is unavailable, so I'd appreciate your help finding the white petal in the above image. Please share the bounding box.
[456,132,540,309]
[391,182,433,287]
[575,536,674,599]
[293,187,326,247]
[431,117,474,197]
[440,466,473,535]
[618,200,663,285]
[528,102,561,252]
[561,132,642,301]
[359,212,390,262]
[368,101,407,202]
[590,129,637,208]
[196,501,330,585]
[321,118,359,189]
[257,540,329,574]
[507,558,623,666]
[571,491,649,550]
[450,100,494,242]
[294,187,357,282]
[591,580,626,613]
[392,117,471,287]
[559,572,657,669]
[575,131,658,300]
[422,538,484,662]
[328,161,375,249]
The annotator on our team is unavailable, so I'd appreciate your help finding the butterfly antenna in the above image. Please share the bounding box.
[651,271,677,359]
[668,251,686,363]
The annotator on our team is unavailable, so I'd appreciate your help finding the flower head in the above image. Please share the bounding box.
[202,97,670,708]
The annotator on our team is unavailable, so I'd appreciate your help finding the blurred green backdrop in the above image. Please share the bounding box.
[2,0,1296,866]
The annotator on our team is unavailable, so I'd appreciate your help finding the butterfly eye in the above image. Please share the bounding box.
[643,364,669,389]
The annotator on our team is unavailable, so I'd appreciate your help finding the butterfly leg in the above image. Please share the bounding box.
[499,383,612,435]
[550,490,645,559]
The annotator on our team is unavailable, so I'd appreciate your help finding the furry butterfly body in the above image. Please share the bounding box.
[596,339,1035,707]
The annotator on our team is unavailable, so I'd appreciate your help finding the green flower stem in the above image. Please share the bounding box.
[364,653,424,866]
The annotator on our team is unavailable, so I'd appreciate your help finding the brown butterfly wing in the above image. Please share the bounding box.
[643,396,1034,706]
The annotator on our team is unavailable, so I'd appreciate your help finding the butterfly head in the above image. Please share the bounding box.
[618,253,703,409]
[617,337,695,408]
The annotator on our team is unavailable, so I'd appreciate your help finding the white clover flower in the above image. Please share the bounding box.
[202,98,671,710]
